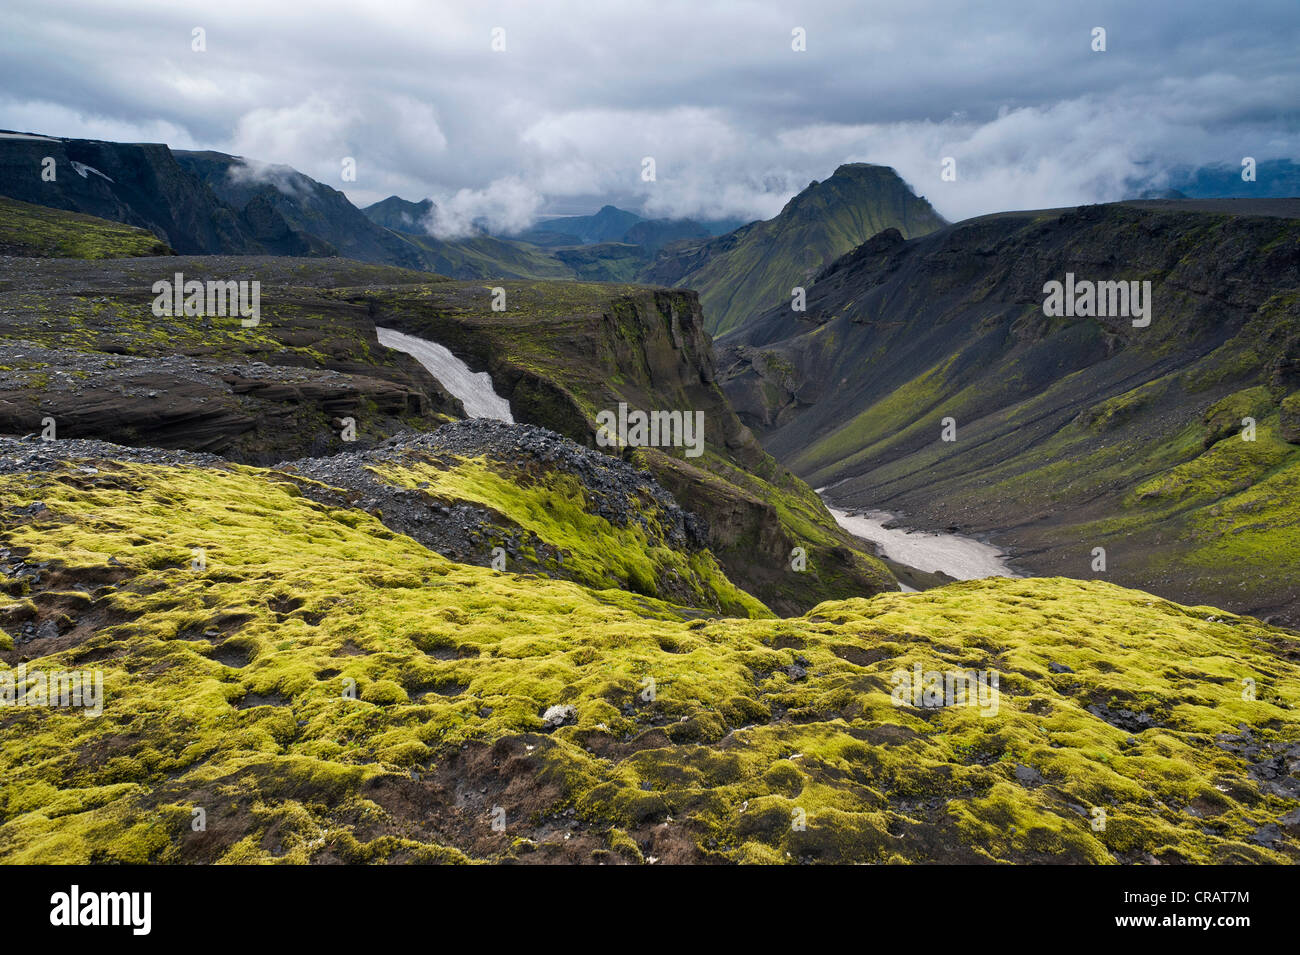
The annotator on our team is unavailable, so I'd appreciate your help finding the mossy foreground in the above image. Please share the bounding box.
[1,456,1298,864]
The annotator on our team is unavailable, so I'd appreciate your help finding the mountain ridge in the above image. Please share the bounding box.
[640,163,948,335]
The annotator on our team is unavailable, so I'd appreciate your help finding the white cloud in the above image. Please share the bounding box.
[1,0,1297,226]
[426,176,544,239]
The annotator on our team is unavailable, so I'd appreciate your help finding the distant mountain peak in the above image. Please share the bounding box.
[362,195,436,233]
[643,162,947,335]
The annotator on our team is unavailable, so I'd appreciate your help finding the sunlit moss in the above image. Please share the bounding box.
[0,459,1296,863]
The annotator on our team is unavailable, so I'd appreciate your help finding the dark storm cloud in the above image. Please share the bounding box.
[1,0,1297,231]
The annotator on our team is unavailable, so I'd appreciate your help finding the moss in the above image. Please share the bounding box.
[0,459,1296,864]
[1202,386,1277,448]
[0,197,173,259]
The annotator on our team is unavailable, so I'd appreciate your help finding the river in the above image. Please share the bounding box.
[820,497,1017,585]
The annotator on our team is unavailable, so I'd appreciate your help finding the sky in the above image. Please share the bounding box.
[2,0,1298,236]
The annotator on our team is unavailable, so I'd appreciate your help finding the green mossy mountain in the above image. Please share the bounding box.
[641,164,947,335]
[719,200,1300,625]
[1,447,1296,864]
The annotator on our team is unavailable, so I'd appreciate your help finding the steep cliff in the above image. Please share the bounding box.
[0,256,464,463]
[0,132,257,254]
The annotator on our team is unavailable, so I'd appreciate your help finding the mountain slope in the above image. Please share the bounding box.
[361,196,436,233]
[640,164,947,335]
[718,200,1300,624]
[0,255,465,462]
[175,151,425,267]
[347,279,898,613]
[518,205,643,245]
[0,196,173,258]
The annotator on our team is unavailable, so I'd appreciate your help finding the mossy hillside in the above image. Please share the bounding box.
[722,204,1299,612]
[0,197,173,259]
[1,458,1297,863]
[396,232,576,281]
[367,455,770,618]
[646,447,897,611]
[787,289,1300,621]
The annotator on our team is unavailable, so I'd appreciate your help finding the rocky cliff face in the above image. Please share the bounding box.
[0,255,464,463]
[175,151,428,268]
[719,200,1300,624]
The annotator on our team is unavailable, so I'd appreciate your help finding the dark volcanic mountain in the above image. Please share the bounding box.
[719,199,1300,624]
[518,204,643,245]
[175,151,424,266]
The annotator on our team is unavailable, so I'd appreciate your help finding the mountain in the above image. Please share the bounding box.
[0,134,941,303]
[1166,159,1300,199]
[395,230,576,280]
[0,195,173,258]
[515,208,743,252]
[718,198,1300,625]
[0,131,257,254]
[622,217,710,254]
[361,195,436,232]
[519,204,643,245]
[175,151,425,267]
[639,164,947,336]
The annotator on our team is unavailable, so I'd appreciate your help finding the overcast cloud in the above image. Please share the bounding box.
[2,0,1297,234]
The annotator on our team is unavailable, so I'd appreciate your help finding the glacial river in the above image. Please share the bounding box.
[821,499,1018,583]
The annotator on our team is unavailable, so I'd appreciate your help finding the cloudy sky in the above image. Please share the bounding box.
[2,0,1298,234]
